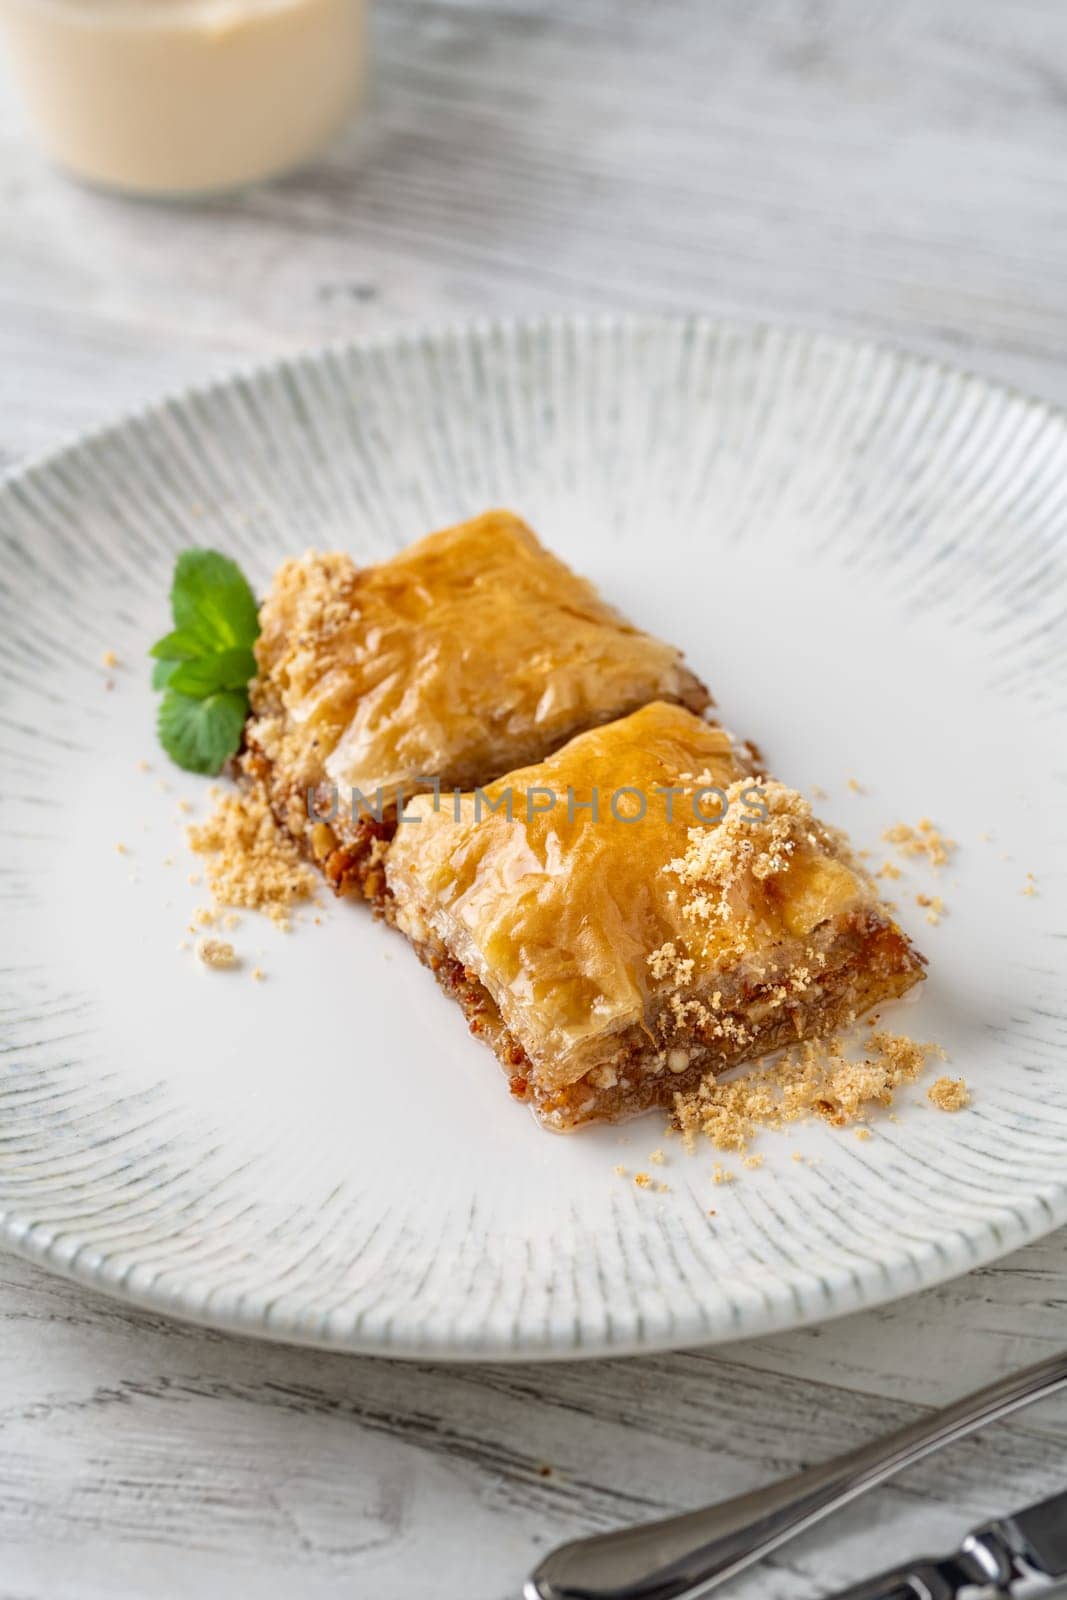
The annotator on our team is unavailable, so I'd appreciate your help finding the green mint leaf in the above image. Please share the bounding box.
[151,658,182,690]
[150,549,259,772]
[157,688,247,776]
[149,628,204,662]
[170,549,260,652]
[168,647,259,699]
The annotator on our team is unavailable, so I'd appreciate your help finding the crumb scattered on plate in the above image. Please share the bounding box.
[196,937,237,969]
[673,1030,943,1154]
[882,818,956,869]
[916,892,945,925]
[928,1076,970,1112]
[187,782,317,928]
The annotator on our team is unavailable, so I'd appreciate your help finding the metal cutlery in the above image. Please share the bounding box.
[525,1349,1067,1600]
[824,1487,1067,1598]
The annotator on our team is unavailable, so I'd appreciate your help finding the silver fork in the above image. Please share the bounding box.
[525,1348,1067,1600]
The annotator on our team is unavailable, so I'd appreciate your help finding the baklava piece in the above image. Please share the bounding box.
[242,510,709,901]
[386,702,925,1129]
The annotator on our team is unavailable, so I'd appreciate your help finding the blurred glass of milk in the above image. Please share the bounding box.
[0,0,367,195]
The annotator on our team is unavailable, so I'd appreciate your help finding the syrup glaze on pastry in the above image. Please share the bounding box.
[386,702,925,1127]
[243,510,709,896]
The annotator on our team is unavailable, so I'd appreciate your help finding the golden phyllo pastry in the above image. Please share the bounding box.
[385,702,925,1129]
[243,510,709,898]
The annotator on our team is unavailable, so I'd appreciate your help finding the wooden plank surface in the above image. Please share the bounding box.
[1,1,1066,1595]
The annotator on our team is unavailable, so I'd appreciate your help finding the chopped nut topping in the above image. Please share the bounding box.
[654,779,867,975]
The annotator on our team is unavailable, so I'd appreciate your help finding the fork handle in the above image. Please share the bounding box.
[524,1349,1067,1600]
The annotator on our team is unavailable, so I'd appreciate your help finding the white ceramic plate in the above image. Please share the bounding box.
[1,317,1065,1359]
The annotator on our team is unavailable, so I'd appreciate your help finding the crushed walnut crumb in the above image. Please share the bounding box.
[654,779,865,976]
[916,892,946,926]
[673,1030,942,1153]
[668,781,834,904]
[634,1172,652,1188]
[187,782,316,926]
[883,818,956,870]
[928,1076,970,1112]
[196,937,237,969]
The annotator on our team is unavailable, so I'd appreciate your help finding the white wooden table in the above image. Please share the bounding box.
[2,3,1066,1595]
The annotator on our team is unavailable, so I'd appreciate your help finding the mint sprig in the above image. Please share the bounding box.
[150,549,260,775]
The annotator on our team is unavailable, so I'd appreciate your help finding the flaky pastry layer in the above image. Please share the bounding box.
[385,702,925,1126]
[243,509,709,873]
